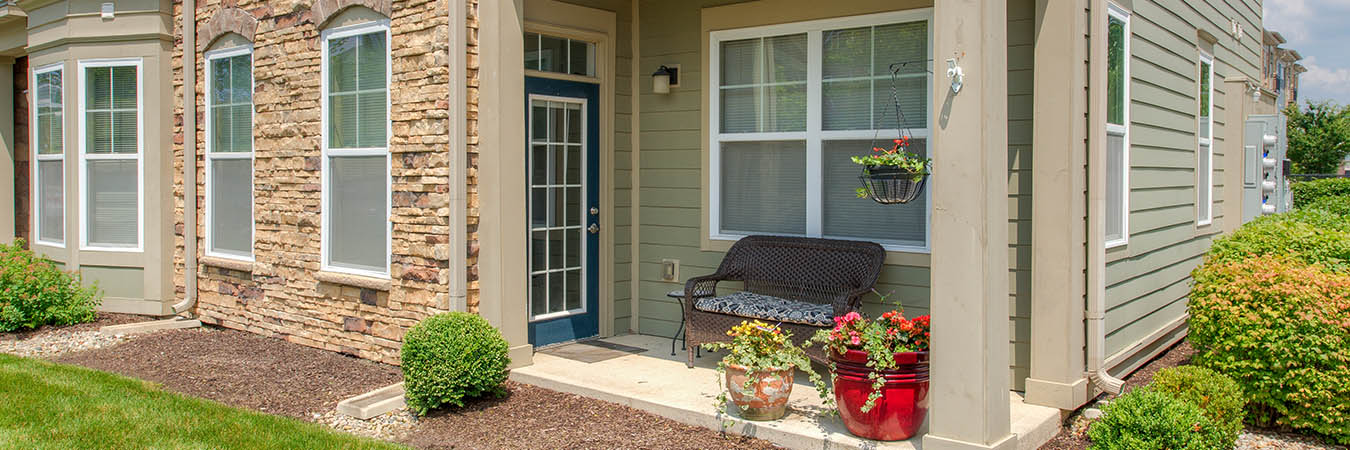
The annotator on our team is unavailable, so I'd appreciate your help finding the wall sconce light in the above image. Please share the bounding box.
[652,65,679,94]
[946,58,964,94]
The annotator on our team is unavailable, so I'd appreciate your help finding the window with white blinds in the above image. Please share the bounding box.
[80,60,140,250]
[207,48,255,259]
[710,11,932,250]
[322,22,390,276]
[1105,5,1130,247]
[33,65,65,245]
[1197,52,1214,226]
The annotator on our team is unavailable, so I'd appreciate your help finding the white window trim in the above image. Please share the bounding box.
[32,63,65,248]
[204,45,256,261]
[526,94,591,322]
[1196,51,1214,226]
[1105,4,1130,249]
[77,58,144,252]
[320,20,393,279]
[708,9,934,253]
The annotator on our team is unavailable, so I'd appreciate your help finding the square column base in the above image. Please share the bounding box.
[923,433,1017,450]
[1024,377,1090,410]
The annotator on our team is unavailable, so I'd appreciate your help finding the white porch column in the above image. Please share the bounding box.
[1024,0,1090,410]
[923,0,1013,449]
[477,0,534,367]
[0,58,14,244]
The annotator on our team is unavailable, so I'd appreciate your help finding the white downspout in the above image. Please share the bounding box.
[172,0,197,315]
[1086,0,1123,395]
[447,0,468,312]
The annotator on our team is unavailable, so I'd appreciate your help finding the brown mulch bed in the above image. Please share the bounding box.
[56,327,402,420]
[401,381,779,450]
[0,312,146,340]
[1039,341,1195,450]
[51,325,781,449]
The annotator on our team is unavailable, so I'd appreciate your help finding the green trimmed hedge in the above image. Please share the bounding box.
[1292,178,1350,209]
[1204,215,1350,271]
[1188,256,1350,444]
[0,240,101,332]
[1088,389,1230,450]
[1149,366,1246,445]
[400,312,510,415]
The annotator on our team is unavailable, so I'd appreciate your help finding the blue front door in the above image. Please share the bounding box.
[525,76,600,347]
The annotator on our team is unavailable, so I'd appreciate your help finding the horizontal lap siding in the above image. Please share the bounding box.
[633,0,1036,390]
[1102,0,1261,360]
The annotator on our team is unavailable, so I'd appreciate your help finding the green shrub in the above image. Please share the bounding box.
[1188,256,1350,443]
[1149,366,1246,445]
[0,240,101,332]
[1087,389,1229,450]
[1292,178,1350,209]
[1303,194,1350,218]
[1204,216,1350,271]
[400,312,510,415]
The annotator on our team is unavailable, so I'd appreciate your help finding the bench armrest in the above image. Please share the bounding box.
[682,274,726,312]
[831,286,874,317]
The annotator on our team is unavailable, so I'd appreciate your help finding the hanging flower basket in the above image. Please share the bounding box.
[859,166,928,205]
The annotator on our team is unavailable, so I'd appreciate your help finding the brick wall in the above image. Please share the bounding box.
[13,57,28,245]
[172,0,463,364]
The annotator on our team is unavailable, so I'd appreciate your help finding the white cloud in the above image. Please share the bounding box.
[1301,57,1350,100]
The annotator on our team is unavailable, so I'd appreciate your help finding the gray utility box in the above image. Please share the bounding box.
[1243,114,1290,224]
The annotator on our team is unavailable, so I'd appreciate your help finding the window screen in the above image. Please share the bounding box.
[34,69,64,244]
[325,27,390,274]
[83,64,138,248]
[207,52,255,258]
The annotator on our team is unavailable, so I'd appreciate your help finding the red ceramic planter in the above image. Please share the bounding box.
[829,349,930,441]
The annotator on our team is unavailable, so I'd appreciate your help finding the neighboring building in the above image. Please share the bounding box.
[0,0,1270,447]
[1261,29,1306,109]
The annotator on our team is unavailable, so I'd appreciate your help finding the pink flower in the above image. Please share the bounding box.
[850,336,861,346]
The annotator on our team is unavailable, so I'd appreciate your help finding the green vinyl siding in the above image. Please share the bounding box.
[1102,0,1262,363]
[633,0,1037,390]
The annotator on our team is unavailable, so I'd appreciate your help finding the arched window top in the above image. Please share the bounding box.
[198,8,258,52]
[312,0,391,30]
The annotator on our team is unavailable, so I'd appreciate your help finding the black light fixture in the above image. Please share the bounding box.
[652,65,679,94]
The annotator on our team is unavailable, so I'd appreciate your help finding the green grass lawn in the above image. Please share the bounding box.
[0,354,406,449]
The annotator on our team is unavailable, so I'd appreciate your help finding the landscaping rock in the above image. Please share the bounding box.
[0,330,132,359]
[317,408,417,441]
[1236,430,1342,450]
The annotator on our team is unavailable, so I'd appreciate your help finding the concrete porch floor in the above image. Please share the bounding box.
[511,334,1063,450]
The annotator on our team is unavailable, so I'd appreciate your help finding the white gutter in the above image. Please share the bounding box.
[1085,0,1123,396]
[172,0,197,315]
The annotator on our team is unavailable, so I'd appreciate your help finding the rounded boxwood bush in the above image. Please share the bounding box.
[1149,366,1246,445]
[1087,388,1229,450]
[1304,194,1350,218]
[1189,256,1350,443]
[401,312,510,415]
[0,240,101,332]
[1292,178,1350,209]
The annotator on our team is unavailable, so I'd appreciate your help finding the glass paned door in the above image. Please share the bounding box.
[526,76,599,347]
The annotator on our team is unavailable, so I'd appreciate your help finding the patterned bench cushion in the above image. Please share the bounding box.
[693,291,833,327]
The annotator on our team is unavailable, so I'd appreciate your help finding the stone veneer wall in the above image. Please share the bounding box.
[171,0,466,364]
[464,0,479,312]
[13,57,28,245]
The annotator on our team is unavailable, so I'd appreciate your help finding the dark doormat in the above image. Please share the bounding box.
[538,339,648,364]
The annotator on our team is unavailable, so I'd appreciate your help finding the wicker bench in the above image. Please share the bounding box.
[682,235,886,368]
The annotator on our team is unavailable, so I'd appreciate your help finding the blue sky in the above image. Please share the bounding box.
[1264,0,1350,105]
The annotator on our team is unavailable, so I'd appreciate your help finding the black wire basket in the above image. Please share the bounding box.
[859,165,928,205]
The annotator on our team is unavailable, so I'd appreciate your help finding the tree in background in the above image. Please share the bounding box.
[1285,101,1350,174]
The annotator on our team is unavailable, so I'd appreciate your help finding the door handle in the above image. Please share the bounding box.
[588,223,600,234]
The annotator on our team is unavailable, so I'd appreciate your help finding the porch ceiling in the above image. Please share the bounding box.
[511,334,1061,450]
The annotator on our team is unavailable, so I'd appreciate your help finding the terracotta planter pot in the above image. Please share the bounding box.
[724,363,795,421]
[829,349,929,441]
